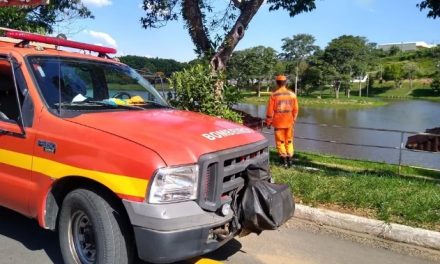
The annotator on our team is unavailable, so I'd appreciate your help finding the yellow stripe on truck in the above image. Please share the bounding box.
[0,148,33,170]
[0,148,148,198]
[191,258,223,264]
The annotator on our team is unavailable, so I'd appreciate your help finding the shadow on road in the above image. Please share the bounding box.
[0,206,243,264]
[0,206,63,263]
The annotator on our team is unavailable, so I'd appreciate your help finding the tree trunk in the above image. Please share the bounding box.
[257,80,261,97]
[182,0,265,102]
[182,0,215,56]
[335,81,340,99]
[209,0,265,72]
[295,64,299,94]
[359,75,362,97]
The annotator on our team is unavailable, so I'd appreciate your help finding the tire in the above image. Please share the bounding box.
[58,188,133,264]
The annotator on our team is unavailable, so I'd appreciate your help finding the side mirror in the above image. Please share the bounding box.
[0,120,24,137]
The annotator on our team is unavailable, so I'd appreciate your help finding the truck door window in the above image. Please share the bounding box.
[0,57,30,125]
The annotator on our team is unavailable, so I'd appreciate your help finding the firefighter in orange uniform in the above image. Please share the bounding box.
[265,75,299,167]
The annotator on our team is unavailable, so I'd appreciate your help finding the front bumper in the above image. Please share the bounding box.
[123,200,235,263]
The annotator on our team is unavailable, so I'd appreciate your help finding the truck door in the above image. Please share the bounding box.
[0,55,36,216]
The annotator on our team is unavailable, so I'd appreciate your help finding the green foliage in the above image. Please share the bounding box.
[300,66,322,95]
[140,0,316,68]
[228,46,278,92]
[280,34,319,91]
[168,64,242,123]
[324,35,373,75]
[280,33,319,62]
[321,35,374,97]
[119,55,184,76]
[383,64,403,88]
[0,1,92,33]
[431,74,440,94]
[388,45,401,56]
[402,62,420,85]
[272,150,440,230]
[229,46,278,78]
[417,0,440,19]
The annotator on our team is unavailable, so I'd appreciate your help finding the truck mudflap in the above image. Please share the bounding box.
[238,164,295,235]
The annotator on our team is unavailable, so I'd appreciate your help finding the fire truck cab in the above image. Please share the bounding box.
[0,29,269,264]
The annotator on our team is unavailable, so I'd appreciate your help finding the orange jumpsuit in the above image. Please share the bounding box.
[265,86,299,158]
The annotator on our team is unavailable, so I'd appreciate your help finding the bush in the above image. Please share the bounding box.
[431,74,440,95]
[168,64,242,123]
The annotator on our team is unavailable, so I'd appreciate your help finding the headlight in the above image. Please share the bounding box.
[148,164,199,204]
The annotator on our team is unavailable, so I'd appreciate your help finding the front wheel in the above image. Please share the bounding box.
[58,188,133,264]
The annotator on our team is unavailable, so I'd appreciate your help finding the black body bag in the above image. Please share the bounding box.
[239,164,295,235]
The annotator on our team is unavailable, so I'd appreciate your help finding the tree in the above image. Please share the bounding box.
[280,33,319,94]
[383,64,403,88]
[403,62,420,89]
[0,1,92,33]
[300,65,322,95]
[431,75,440,95]
[418,0,440,19]
[141,0,317,99]
[323,35,372,98]
[228,46,277,96]
[388,45,401,56]
[169,64,242,122]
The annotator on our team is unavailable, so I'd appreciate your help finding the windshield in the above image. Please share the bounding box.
[27,56,169,113]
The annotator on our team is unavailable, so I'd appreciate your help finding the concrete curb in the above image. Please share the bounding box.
[294,204,440,251]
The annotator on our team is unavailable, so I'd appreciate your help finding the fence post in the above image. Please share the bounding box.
[398,132,404,175]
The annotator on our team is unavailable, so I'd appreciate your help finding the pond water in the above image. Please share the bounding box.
[235,100,440,170]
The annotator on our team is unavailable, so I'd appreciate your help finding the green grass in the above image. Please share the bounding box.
[241,77,440,107]
[242,93,387,109]
[371,80,440,102]
[270,150,440,231]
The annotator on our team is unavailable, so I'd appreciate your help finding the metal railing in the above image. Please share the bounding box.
[247,120,440,174]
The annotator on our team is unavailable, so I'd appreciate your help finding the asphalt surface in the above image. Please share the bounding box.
[0,206,439,264]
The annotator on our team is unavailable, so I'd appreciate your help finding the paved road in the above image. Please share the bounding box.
[1,206,439,264]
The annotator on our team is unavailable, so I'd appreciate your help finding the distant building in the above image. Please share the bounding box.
[377,42,436,52]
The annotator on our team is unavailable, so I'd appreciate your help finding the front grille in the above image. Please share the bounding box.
[198,140,269,211]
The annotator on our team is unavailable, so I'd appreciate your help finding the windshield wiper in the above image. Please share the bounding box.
[89,100,146,110]
[141,100,171,108]
[57,101,144,110]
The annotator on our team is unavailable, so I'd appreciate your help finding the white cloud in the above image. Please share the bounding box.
[81,0,112,7]
[84,30,117,47]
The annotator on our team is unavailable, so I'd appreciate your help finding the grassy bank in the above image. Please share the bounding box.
[242,93,387,109]
[240,77,440,107]
[371,80,440,102]
[270,150,440,231]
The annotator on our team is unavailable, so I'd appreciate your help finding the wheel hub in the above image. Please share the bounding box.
[71,211,96,264]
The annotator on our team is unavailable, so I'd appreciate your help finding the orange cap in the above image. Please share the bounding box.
[275,75,287,81]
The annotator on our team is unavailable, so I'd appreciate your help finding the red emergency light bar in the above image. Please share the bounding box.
[0,0,48,8]
[6,31,117,55]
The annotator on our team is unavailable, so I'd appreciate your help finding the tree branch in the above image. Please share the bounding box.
[182,0,214,56]
[231,0,243,10]
[211,0,265,71]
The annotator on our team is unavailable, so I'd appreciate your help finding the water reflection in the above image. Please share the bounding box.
[236,100,440,170]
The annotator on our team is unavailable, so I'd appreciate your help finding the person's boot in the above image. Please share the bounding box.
[286,156,292,167]
[281,157,288,168]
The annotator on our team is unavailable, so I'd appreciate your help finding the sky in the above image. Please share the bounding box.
[58,0,440,62]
